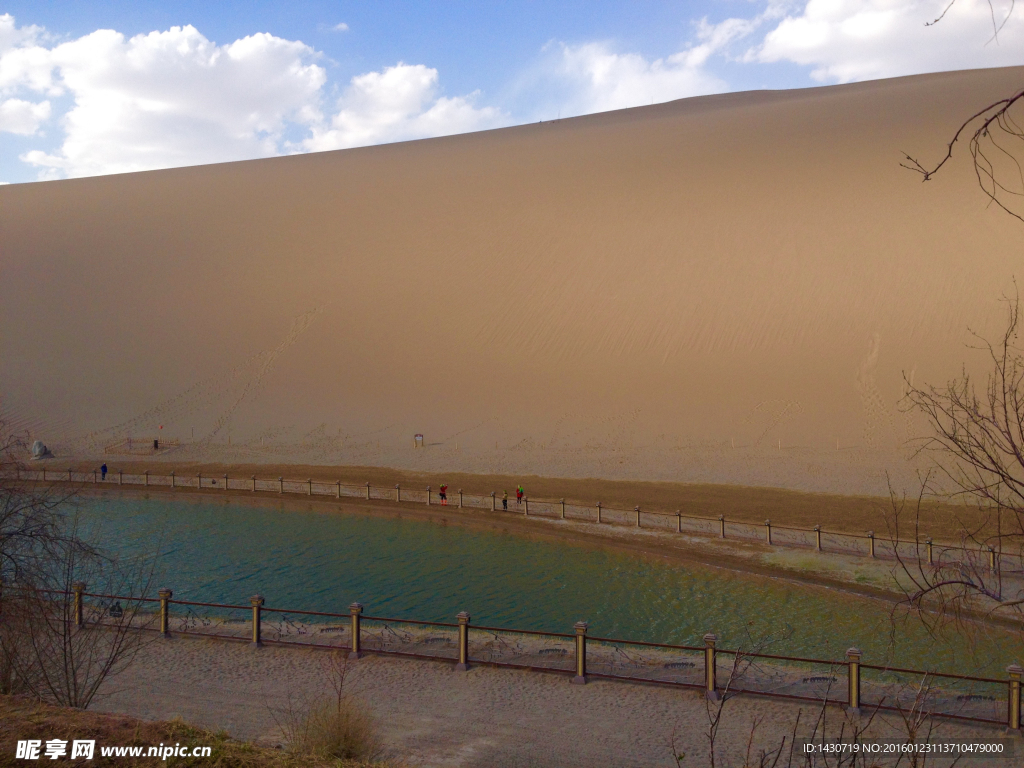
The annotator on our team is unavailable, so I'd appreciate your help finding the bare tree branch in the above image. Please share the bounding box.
[890,289,1024,634]
[906,0,1024,219]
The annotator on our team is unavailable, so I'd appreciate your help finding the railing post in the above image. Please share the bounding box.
[989,546,998,573]
[490,492,496,511]
[814,525,822,551]
[426,486,431,505]
[765,519,772,545]
[524,497,529,516]
[118,469,123,486]
[279,477,284,494]
[170,471,175,488]
[337,481,343,499]
[1008,664,1022,731]
[224,474,229,492]
[846,647,862,714]
[459,489,463,508]
[252,475,256,492]
[719,515,725,538]
[366,482,371,500]
[867,531,875,558]
[250,595,264,648]
[197,472,202,489]
[72,582,86,627]
[349,602,363,659]
[572,621,588,684]
[456,611,471,671]
[597,502,602,524]
[144,470,149,486]
[307,479,312,496]
[395,484,400,502]
[704,633,719,700]
[926,538,933,565]
[561,499,566,519]
[635,506,641,528]
[158,588,173,637]
[68,468,73,483]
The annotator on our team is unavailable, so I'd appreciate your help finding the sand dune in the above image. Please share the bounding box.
[3,66,1023,495]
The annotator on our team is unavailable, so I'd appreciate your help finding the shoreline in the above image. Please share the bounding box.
[52,457,983,541]
[77,482,935,619]
[75,481,1024,634]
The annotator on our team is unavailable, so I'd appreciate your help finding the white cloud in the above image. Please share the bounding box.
[17,25,326,177]
[528,14,764,119]
[0,12,44,55]
[0,16,504,179]
[557,43,726,113]
[754,0,1024,82]
[5,4,1020,182]
[0,14,58,97]
[537,39,728,117]
[0,97,50,134]
[304,62,507,151]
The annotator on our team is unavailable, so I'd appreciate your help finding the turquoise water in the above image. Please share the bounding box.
[78,496,1020,676]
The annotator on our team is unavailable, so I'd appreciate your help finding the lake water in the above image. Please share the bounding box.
[78,495,1020,677]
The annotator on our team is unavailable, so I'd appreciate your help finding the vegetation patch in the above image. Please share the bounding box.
[0,695,396,767]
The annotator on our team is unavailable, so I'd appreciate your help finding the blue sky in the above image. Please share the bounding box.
[2,0,1022,184]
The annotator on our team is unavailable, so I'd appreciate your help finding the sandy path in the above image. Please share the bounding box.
[69,458,979,541]
[91,634,1008,768]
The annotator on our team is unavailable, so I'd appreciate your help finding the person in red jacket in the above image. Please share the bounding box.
[439,483,448,505]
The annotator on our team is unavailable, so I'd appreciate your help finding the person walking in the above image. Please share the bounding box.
[516,486,523,506]
[502,491,508,511]
[439,483,448,506]
[101,463,107,481]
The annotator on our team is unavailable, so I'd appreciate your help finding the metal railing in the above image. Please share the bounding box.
[67,582,1023,730]
[18,466,1017,570]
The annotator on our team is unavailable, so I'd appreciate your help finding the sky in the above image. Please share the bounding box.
[1,0,1022,184]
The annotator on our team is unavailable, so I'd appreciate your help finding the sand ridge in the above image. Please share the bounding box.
[5,67,1024,496]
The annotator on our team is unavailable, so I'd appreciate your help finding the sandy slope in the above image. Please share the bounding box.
[4,67,1024,495]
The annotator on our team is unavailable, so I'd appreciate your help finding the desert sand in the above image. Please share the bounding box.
[4,66,1024,496]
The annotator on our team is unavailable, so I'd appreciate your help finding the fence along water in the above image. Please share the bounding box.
[68,582,1023,730]
[21,467,1016,570]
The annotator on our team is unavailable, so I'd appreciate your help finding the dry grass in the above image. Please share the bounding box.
[0,695,397,767]
[284,699,386,763]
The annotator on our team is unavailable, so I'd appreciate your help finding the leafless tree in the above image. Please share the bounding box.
[902,0,1024,221]
[0,420,157,706]
[887,675,951,768]
[692,627,812,768]
[0,517,156,708]
[891,292,1024,628]
[0,422,85,586]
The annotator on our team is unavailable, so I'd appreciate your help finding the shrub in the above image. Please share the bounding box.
[287,698,386,762]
